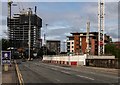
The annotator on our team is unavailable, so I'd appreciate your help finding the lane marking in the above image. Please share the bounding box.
[55,79,60,82]
[76,75,94,80]
[15,60,24,85]
[51,68,58,71]
[90,72,96,74]
[61,70,71,75]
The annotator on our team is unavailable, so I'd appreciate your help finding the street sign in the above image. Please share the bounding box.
[1,51,11,65]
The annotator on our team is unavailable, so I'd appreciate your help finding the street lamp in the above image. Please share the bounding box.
[45,24,48,55]
[8,1,17,61]
[28,8,32,61]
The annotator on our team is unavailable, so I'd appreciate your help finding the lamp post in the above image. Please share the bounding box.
[45,24,48,55]
[8,1,17,61]
[28,8,32,61]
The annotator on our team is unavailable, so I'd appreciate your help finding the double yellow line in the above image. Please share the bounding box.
[15,60,24,85]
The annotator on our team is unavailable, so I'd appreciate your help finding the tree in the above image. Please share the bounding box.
[105,43,120,58]
[2,38,10,50]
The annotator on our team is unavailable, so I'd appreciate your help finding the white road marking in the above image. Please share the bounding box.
[90,72,96,74]
[51,68,58,71]
[61,70,71,75]
[55,79,60,82]
[76,75,94,80]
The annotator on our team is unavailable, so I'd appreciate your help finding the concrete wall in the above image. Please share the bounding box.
[43,55,86,66]
[42,55,116,67]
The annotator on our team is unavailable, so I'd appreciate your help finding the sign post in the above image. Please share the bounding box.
[1,51,11,71]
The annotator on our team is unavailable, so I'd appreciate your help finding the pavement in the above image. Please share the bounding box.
[16,59,119,84]
[2,64,18,84]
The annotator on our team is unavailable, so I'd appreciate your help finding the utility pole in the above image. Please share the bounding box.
[8,0,13,47]
[98,0,105,56]
[43,33,46,55]
[86,20,90,57]
[28,8,32,60]
[45,24,48,55]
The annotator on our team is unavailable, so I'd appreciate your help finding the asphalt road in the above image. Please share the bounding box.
[17,59,119,84]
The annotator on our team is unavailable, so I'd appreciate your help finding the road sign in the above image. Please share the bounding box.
[1,51,11,65]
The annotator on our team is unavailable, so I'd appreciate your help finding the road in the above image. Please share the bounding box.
[17,59,119,84]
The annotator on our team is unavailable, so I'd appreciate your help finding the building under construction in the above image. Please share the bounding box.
[7,9,42,49]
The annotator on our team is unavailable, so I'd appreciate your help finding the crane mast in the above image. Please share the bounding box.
[86,20,90,56]
[98,0,105,56]
[8,0,13,18]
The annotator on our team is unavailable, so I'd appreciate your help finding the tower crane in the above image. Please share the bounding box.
[98,0,105,55]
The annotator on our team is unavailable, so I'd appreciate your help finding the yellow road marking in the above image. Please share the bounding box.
[15,60,24,85]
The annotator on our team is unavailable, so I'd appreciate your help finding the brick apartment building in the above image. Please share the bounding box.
[67,32,110,55]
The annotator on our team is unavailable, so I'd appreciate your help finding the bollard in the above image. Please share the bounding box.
[4,64,8,71]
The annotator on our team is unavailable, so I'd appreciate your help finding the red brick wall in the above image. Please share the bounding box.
[91,38,95,55]
[74,35,80,54]
[81,37,87,54]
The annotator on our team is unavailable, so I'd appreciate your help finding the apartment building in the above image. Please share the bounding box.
[67,32,110,55]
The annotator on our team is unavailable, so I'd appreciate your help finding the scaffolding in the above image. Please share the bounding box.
[7,9,42,49]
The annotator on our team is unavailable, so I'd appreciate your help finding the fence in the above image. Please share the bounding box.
[86,58,119,69]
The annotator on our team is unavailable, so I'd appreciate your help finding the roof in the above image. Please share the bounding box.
[66,36,74,38]
[71,32,98,35]
[46,40,60,42]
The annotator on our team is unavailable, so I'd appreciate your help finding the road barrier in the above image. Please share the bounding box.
[15,60,24,85]
[43,55,86,66]
[42,55,117,68]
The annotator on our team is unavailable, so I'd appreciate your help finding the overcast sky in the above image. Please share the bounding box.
[0,0,119,51]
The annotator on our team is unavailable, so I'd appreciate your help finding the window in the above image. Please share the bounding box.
[72,46,74,48]
[67,42,70,45]
[72,42,74,44]
[67,50,70,52]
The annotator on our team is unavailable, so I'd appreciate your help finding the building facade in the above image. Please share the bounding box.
[46,40,60,55]
[67,32,110,55]
[7,10,42,49]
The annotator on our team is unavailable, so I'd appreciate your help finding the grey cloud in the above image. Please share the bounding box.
[105,25,118,39]
[2,19,7,25]
[1,2,118,42]
[105,2,118,21]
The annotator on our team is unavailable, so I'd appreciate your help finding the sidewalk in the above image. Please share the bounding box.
[2,64,18,84]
